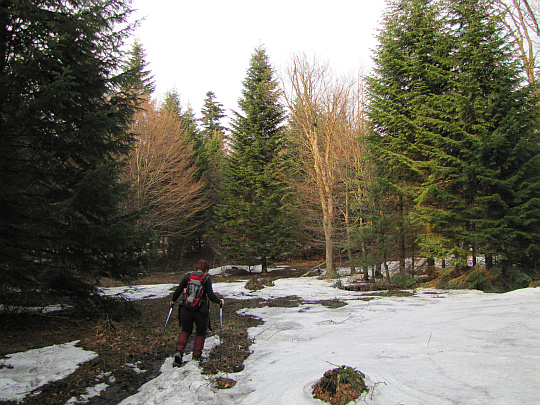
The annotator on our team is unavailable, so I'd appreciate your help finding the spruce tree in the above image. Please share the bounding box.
[368,0,453,268]
[446,0,540,272]
[199,92,228,238]
[200,91,227,140]
[125,39,155,95]
[199,91,227,182]
[199,91,227,177]
[161,89,182,119]
[0,0,148,300]
[369,0,540,276]
[214,48,292,272]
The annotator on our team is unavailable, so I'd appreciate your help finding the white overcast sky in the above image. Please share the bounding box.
[130,0,387,120]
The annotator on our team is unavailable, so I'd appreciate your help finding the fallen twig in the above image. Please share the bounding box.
[301,262,326,277]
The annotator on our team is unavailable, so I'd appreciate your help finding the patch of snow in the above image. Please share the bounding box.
[0,341,97,403]
[118,336,222,405]
[98,284,176,301]
[0,304,73,314]
[126,362,147,374]
[65,382,109,404]
[65,371,115,404]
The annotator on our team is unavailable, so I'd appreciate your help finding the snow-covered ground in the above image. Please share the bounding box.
[1,270,539,404]
[0,341,98,403]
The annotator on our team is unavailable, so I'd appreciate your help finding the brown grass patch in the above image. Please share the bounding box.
[212,376,237,389]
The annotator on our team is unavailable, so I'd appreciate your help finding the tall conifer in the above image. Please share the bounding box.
[0,0,148,299]
[126,39,155,95]
[200,92,227,236]
[369,0,540,275]
[368,0,452,267]
[200,91,227,140]
[447,0,540,270]
[214,48,292,272]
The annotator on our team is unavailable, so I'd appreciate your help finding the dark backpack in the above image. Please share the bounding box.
[183,272,207,311]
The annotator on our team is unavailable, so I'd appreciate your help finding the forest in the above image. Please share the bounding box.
[2,0,540,312]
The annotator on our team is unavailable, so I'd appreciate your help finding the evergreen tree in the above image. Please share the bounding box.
[199,91,228,240]
[161,89,182,119]
[0,0,148,301]
[367,0,452,269]
[205,128,227,191]
[200,91,227,140]
[181,105,201,149]
[199,91,227,184]
[446,0,540,271]
[214,48,292,272]
[369,0,540,277]
[126,39,155,95]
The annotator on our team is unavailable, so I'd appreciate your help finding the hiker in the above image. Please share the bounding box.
[170,259,224,364]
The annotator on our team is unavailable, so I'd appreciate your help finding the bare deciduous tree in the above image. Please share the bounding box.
[495,0,540,84]
[123,98,209,252]
[284,55,365,277]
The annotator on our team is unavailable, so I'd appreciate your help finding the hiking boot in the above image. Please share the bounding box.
[174,352,183,365]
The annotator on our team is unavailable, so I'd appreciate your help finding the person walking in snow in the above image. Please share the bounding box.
[170,259,224,365]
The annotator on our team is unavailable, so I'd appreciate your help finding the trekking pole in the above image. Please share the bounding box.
[219,301,223,362]
[155,304,173,355]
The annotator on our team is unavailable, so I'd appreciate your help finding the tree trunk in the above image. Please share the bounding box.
[324,221,334,276]
[485,255,493,270]
[362,242,369,281]
[410,239,415,276]
[344,190,356,273]
[398,195,406,273]
[321,175,335,277]
[427,257,435,278]
[261,253,268,274]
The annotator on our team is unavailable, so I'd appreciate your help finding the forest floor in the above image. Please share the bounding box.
[3,252,532,404]
[0,256,331,405]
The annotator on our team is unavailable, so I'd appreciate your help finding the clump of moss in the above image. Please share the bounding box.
[312,366,367,405]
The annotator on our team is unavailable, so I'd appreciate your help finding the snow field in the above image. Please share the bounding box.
[1,275,539,404]
[121,278,540,404]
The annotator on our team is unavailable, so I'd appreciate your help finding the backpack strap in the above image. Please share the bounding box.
[201,275,209,298]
